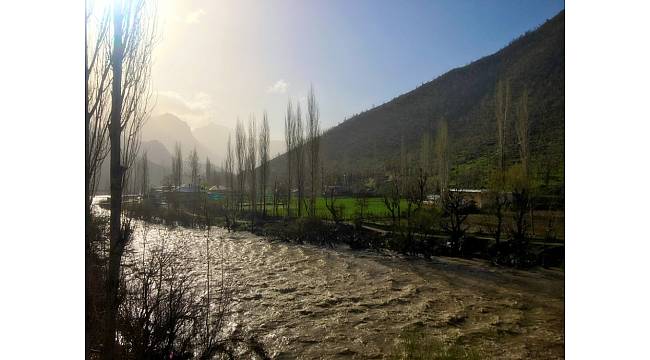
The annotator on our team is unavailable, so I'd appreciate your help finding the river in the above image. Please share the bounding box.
[98,201,564,359]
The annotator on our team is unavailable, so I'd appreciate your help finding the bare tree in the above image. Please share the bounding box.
[259,111,270,217]
[306,85,321,217]
[495,79,510,177]
[516,87,530,177]
[441,190,471,255]
[419,132,433,178]
[187,147,200,226]
[435,119,449,196]
[118,0,157,189]
[491,79,511,246]
[222,136,236,230]
[400,134,407,182]
[169,143,183,213]
[382,171,402,227]
[294,103,306,217]
[117,227,244,359]
[414,166,429,209]
[284,101,295,218]
[246,115,258,224]
[513,87,532,248]
[224,135,234,212]
[129,155,139,195]
[384,135,408,224]
[416,133,433,207]
[320,162,325,196]
[203,195,212,352]
[205,157,212,186]
[507,164,531,258]
[402,170,421,244]
[105,0,157,357]
[235,119,247,212]
[85,4,111,353]
[354,191,369,224]
[487,173,508,248]
[140,151,149,197]
[188,147,199,187]
[325,187,343,224]
[171,142,183,188]
[86,2,111,208]
[106,0,126,355]
[272,178,280,217]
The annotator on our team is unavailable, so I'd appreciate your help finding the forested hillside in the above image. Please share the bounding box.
[271,11,564,190]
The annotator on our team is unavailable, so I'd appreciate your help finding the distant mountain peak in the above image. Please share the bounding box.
[142,113,219,162]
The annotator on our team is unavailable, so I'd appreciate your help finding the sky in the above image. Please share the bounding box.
[150,0,565,139]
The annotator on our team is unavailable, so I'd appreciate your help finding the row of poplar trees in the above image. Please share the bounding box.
[284,86,321,218]
[218,86,320,222]
[221,85,321,221]
[222,111,272,221]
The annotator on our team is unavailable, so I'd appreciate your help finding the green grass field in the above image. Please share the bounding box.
[235,196,409,221]
[226,195,565,240]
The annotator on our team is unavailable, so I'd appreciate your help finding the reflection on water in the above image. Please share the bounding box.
[91,195,110,205]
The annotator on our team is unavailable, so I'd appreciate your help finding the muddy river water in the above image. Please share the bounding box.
[121,215,564,359]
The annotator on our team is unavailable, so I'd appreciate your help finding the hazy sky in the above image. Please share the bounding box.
[151,0,564,139]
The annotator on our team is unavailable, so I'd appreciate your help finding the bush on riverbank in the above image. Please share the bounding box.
[87,212,109,354]
[259,217,383,250]
[119,198,561,269]
[88,207,270,358]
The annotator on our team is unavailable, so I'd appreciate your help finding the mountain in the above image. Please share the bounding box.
[95,155,168,194]
[94,114,220,192]
[97,118,235,193]
[142,113,218,164]
[269,140,286,160]
[270,10,564,189]
[92,114,282,191]
[192,122,232,164]
[140,140,172,167]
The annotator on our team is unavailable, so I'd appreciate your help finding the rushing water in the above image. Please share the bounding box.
[100,203,564,359]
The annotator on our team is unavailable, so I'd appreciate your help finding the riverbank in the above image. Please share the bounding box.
[114,198,564,270]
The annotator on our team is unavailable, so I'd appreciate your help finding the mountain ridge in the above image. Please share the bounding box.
[142,113,219,164]
[270,10,564,188]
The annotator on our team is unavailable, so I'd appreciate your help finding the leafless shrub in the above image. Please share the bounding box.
[441,191,470,255]
[325,188,343,224]
[117,226,245,359]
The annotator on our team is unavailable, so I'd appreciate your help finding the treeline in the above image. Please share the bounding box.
[154,85,322,228]
[366,77,554,266]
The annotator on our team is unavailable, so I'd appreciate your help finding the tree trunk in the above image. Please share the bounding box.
[103,2,124,358]
[287,165,292,218]
[495,195,504,247]
[84,12,90,359]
